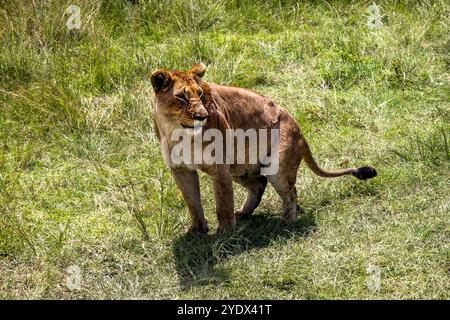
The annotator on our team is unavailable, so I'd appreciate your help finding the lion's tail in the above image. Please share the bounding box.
[301,139,377,180]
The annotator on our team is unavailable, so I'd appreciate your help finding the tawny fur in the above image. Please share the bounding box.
[151,63,377,234]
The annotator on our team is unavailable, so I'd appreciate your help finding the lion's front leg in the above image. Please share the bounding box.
[171,168,209,234]
[212,164,235,234]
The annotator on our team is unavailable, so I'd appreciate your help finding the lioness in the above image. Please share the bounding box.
[151,63,377,234]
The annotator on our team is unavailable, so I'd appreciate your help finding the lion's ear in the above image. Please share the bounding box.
[191,63,206,78]
[150,69,173,92]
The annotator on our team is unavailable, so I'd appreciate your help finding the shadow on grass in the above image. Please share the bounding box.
[172,211,316,289]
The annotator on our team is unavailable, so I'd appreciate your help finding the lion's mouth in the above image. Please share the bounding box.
[180,119,207,129]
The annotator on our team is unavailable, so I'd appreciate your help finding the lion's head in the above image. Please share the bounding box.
[151,63,208,128]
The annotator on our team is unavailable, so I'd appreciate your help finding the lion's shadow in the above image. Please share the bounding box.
[172,211,316,289]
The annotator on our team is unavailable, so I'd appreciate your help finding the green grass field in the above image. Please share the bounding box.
[0,0,449,299]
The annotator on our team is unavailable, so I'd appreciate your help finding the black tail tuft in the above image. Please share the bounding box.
[353,166,377,180]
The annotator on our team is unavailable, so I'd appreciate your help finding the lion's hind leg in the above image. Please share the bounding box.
[267,165,299,223]
[233,175,268,219]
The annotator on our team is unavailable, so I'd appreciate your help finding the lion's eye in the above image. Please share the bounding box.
[176,95,187,103]
[198,90,204,98]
